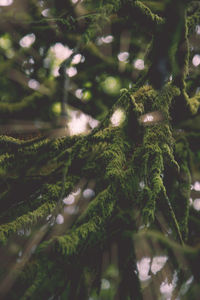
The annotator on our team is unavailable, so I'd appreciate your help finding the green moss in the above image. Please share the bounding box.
[187,6,200,35]
[172,138,191,240]
[119,0,164,36]
[0,0,199,298]
[0,201,56,245]
[188,93,200,115]
[36,186,115,257]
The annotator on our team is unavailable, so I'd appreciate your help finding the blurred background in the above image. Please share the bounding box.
[0,0,200,299]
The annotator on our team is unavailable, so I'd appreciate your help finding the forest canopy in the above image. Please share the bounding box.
[0,0,200,299]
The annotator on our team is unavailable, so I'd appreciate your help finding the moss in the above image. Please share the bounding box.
[118,0,164,36]
[35,186,115,257]
[141,186,155,224]
[0,176,79,244]
[0,0,199,298]
[20,270,46,300]
[188,93,200,115]
[122,83,186,242]
[187,6,200,35]
[0,92,53,121]
[135,229,200,261]
[0,201,56,245]
[153,83,180,115]
[15,185,116,298]
[81,1,121,44]
[0,77,195,297]
[0,134,79,178]
[172,138,191,240]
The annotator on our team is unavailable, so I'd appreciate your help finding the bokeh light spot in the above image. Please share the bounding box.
[101,279,110,290]
[52,102,61,115]
[56,214,64,224]
[66,67,77,77]
[134,59,145,70]
[110,108,125,127]
[41,8,50,17]
[137,257,151,281]
[118,52,129,62]
[151,256,168,275]
[192,54,200,67]
[75,89,83,99]
[72,54,82,64]
[51,43,72,60]
[196,25,200,35]
[83,189,95,199]
[193,199,200,211]
[102,76,121,95]
[19,33,35,48]
[0,0,13,6]
[63,194,75,205]
[28,79,40,90]
[193,181,200,191]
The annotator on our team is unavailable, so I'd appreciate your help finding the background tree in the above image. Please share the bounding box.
[0,0,200,299]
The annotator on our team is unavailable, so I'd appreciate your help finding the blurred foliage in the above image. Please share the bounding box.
[0,0,200,299]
